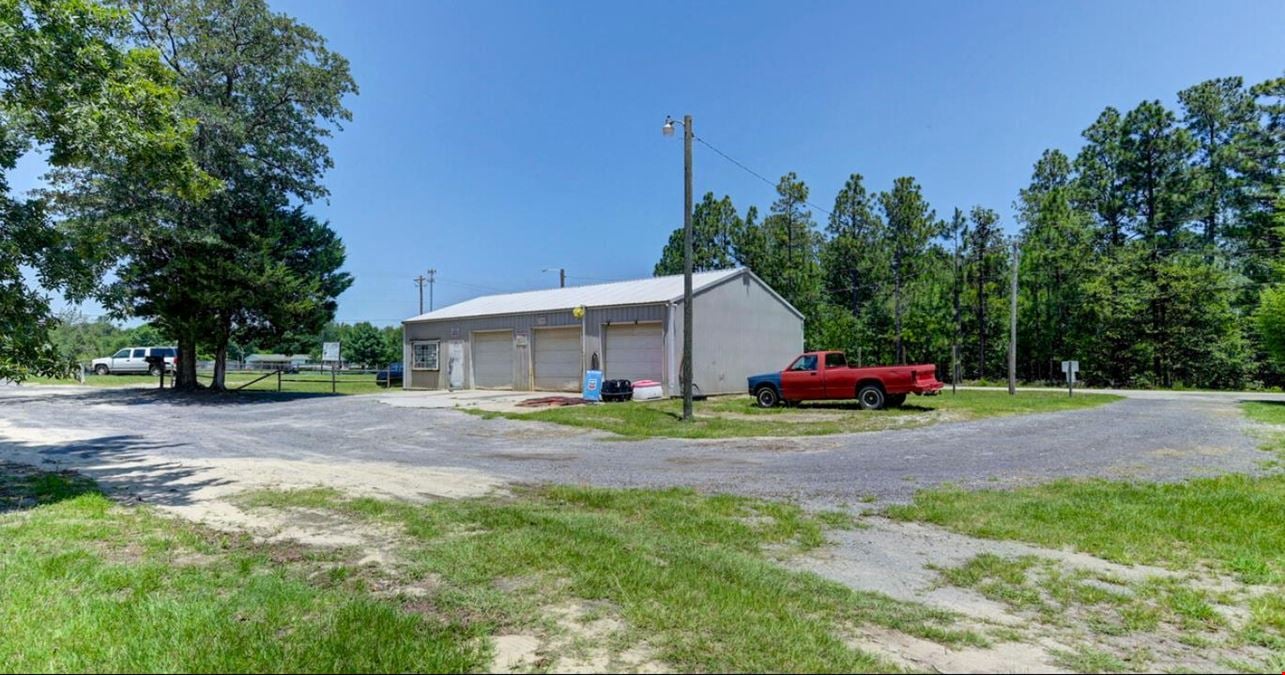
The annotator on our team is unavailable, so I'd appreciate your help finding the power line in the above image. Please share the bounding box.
[692,134,834,218]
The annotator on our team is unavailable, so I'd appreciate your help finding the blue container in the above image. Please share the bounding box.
[582,369,604,402]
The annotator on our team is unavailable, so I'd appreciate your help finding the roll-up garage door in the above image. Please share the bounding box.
[533,327,582,391]
[471,331,514,388]
[604,323,663,384]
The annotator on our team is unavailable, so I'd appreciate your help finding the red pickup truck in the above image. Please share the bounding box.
[746,351,944,409]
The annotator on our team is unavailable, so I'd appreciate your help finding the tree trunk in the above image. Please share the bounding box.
[211,315,232,390]
[977,256,987,380]
[894,252,904,364]
[175,333,198,390]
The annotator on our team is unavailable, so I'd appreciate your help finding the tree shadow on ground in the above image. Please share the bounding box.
[0,461,99,513]
[0,432,236,512]
[0,385,343,408]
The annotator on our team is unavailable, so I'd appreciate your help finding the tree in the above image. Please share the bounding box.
[344,322,385,368]
[53,0,358,389]
[0,0,200,381]
[654,193,742,275]
[878,178,938,364]
[767,172,821,306]
[963,206,1005,377]
[201,206,353,386]
[1075,108,1132,248]
[1178,77,1258,245]
[1258,281,1285,366]
[1016,149,1095,382]
[823,173,883,321]
[1121,100,1196,386]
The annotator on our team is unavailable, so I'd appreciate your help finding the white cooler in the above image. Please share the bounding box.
[632,379,664,400]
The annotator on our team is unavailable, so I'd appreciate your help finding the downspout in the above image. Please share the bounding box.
[667,301,680,395]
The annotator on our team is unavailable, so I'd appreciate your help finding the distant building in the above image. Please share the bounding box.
[402,268,803,395]
[244,353,312,369]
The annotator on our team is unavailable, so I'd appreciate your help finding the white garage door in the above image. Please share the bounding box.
[604,323,663,384]
[533,327,581,391]
[472,331,514,388]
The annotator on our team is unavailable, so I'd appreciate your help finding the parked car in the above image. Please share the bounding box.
[376,362,403,387]
[747,351,943,409]
[90,347,177,376]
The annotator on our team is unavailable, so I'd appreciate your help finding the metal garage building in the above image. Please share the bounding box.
[402,268,803,395]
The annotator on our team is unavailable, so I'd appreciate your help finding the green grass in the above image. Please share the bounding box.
[0,468,482,672]
[1241,400,1285,425]
[473,389,1121,439]
[241,485,985,673]
[888,475,1285,584]
[2,462,982,673]
[890,473,1285,669]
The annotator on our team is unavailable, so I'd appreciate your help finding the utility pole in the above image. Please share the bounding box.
[427,268,437,312]
[1008,240,1019,396]
[559,268,566,288]
[681,114,694,422]
[661,114,695,421]
[414,274,427,315]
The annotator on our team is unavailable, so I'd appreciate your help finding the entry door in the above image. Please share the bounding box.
[447,341,465,389]
[471,331,514,388]
[604,323,663,383]
[533,327,582,391]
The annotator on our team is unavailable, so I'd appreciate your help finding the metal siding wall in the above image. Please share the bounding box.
[582,304,667,380]
[684,274,804,394]
[404,311,579,390]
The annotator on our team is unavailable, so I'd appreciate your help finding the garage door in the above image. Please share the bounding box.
[533,327,581,391]
[472,331,514,388]
[604,323,663,384]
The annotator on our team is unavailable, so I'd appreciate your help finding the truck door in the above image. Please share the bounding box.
[822,352,851,398]
[780,354,823,400]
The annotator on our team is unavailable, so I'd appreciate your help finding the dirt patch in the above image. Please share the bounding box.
[849,625,1068,674]
[489,600,668,674]
[798,517,1279,673]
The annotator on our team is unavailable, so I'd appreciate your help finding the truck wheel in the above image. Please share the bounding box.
[148,364,163,377]
[755,385,781,408]
[886,393,907,407]
[858,384,886,411]
[94,364,110,376]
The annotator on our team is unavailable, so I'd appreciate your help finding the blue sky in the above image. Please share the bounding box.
[21,0,1285,326]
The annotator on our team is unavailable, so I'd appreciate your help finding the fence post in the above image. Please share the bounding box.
[277,369,282,392]
[331,363,336,394]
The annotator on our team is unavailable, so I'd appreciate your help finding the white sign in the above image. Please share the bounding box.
[1061,360,1079,379]
[323,341,341,362]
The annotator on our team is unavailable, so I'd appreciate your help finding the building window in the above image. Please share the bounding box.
[412,341,440,370]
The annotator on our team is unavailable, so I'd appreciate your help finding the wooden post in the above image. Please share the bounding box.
[681,114,694,421]
[277,369,282,392]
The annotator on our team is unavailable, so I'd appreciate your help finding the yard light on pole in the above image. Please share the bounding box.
[662,114,694,422]
[542,267,566,288]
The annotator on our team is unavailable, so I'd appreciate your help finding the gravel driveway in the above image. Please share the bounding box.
[0,384,1273,507]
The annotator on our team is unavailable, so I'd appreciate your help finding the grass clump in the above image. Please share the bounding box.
[0,472,482,673]
[478,390,1120,439]
[888,475,1285,584]
[242,484,985,672]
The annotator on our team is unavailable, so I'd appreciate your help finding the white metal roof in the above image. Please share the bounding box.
[405,268,748,322]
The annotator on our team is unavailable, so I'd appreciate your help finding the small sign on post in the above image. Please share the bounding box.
[323,342,341,394]
[1061,360,1079,397]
